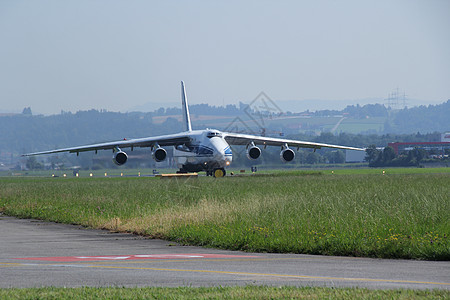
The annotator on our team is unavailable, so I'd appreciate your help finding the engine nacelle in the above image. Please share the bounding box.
[152,147,167,162]
[280,148,295,162]
[247,145,261,160]
[113,151,128,165]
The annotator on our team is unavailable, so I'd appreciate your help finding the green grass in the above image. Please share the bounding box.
[265,116,386,134]
[0,173,448,260]
[319,167,450,175]
[258,167,450,176]
[337,117,386,134]
[3,166,448,178]
[0,286,448,299]
[0,168,178,178]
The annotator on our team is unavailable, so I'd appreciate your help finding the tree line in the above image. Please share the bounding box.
[364,145,438,168]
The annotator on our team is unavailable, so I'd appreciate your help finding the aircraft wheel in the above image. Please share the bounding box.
[213,168,226,178]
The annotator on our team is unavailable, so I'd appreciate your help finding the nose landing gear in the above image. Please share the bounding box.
[206,168,226,177]
[213,168,226,178]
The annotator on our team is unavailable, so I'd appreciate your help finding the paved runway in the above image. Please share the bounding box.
[0,215,449,289]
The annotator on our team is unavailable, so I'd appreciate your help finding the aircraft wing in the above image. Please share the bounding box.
[22,132,192,156]
[223,132,364,151]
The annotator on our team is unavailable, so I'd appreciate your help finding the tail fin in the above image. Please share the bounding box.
[181,81,192,132]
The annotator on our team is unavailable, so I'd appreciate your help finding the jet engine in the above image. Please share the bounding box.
[152,147,167,162]
[246,145,261,160]
[113,151,128,165]
[280,147,295,162]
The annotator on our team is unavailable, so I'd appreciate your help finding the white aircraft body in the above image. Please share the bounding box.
[24,81,364,177]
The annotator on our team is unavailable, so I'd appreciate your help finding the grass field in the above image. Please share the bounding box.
[2,166,449,178]
[0,171,448,260]
[0,286,448,299]
[268,167,450,175]
[0,168,179,178]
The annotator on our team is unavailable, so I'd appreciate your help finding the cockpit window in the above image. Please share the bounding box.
[206,131,222,138]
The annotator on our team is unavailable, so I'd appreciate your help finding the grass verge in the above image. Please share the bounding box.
[0,286,448,299]
[0,173,448,260]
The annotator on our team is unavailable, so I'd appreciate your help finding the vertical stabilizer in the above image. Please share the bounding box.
[181,81,192,132]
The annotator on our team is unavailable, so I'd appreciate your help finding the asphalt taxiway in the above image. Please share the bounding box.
[0,215,448,289]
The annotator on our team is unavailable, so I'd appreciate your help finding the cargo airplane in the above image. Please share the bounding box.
[23,81,364,177]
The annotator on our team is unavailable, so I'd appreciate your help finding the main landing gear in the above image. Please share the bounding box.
[176,168,188,174]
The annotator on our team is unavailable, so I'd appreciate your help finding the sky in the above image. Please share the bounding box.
[0,0,449,115]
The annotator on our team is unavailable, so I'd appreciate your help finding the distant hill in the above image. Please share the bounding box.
[389,100,450,134]
[0,110,179,155]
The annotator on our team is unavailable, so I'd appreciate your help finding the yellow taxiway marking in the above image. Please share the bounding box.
[2,259,449,286]
[86,265,450,286]
[0,263,25,267]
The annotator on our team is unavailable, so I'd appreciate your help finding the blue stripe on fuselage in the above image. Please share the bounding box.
[224,146,232,156]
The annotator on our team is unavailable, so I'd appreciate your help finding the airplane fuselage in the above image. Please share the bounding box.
[173,129,232,173]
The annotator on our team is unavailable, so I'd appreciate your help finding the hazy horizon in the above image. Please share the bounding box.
[1,0,449,115]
